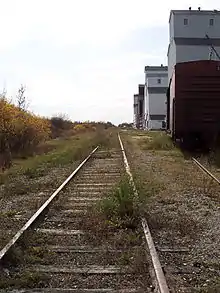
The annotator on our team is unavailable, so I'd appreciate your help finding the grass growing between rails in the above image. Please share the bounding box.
[81,176,152,275]
[99,177,140,230]
[0,271,49,290]
[82,177,137,238]
[78,176,147,276]
[84,175,152,235]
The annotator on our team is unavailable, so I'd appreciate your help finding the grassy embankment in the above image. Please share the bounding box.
[0,95,115,185]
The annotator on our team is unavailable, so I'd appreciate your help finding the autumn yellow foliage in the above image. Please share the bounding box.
[0,97,50,168]
[74,123,96,132]
[0,95,115,171]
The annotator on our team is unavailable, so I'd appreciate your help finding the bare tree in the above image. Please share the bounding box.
[17,84,29,110]
[0,87,7,99]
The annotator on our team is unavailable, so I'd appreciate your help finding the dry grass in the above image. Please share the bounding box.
[0,129,112,187]
[121,129,220,293]
[80,177,144,246]
[0,271,49,289]
[139,131,175,150]
[79,177,150,276]
[193,283,220,293]
[147,209,201,238]
[0,96,116,173]
[81,174,156,245]
[87,177,140,231]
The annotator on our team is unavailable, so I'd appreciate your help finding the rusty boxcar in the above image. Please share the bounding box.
[166,60,220,149]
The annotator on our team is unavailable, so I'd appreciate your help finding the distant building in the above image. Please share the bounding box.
[133,94,139,128]
[133,85,145,129]
[168,8,220,82]
[144,65,168,130]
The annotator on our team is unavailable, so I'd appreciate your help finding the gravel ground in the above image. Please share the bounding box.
[122,131,220,293]
[0,163,79,250]
[0,148,152,292]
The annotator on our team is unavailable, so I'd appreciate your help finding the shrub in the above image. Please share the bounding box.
[0,97,50,171]
[50,115,73,138]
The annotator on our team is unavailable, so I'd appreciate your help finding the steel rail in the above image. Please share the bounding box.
[118,133,170,293]
[192,157,220,185]
[0,146,99,261]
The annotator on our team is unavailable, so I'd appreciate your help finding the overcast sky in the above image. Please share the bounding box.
[0,0,219,124]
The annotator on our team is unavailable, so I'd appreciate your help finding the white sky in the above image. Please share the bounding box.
[0,0,219,124]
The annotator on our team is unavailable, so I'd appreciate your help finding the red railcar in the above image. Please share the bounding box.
[166,60,220,148]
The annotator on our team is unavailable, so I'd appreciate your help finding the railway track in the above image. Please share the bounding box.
[192,157,220,185]
[0,134,170,293]
[2,133,218,292]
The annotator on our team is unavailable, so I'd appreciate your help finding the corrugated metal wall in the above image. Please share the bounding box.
[170,60,220,139]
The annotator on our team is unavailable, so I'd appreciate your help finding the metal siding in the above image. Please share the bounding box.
[145,73,168,78]
[148,87,167,94]
[173,11,220,40]
[173,60,220,138]
[177,44,220,63]
[175,37,220,46]
[147,75,168,87]
[134,95,139,105]
[148,93,167,116]
[145,68,168,130]
[134,93,145,129]
[148,120,163,130]
[145,66,168,72]
[169,12,174,42]
[168,43,220,82]
[168,40,177,82]
[139,99,144,116]
[149,114,166,120]
[133,103,138,115]
[168,10,220,82]
[138,84,145,96]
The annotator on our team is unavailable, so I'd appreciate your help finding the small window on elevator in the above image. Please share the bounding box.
[157,78,161,84]
[209,19,214,26]
[184,18,188,25]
